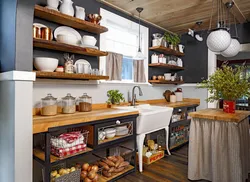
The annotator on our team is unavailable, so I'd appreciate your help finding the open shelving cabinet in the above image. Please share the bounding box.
[149,80,184,85]
[149,46,185,57]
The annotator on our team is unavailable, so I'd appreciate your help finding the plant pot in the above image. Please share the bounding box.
[169,44,174,49]
[223,100,235,113]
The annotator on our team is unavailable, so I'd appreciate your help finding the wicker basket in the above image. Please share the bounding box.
[54,169,81,182]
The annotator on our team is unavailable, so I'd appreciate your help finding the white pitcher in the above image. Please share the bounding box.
[46,0,61,10]
[178,44,185,53]
[75,6,85,20]
[59,0,74,16]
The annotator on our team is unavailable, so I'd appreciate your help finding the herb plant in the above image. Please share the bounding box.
[164,32,181,46]
[107,90,125,105]
[197,64,250,102]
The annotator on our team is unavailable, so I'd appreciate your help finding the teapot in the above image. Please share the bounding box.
[59,0,74,16]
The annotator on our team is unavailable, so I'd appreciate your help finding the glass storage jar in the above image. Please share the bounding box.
[78,93,92,112]
[41,93,57,116]
[62,93,76,114]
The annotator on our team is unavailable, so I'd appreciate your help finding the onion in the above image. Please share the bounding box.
[82,163,89,171]
[91,165,99,172]
[88,170,96,179]
[81,171,88,179]
[84,177,92,182]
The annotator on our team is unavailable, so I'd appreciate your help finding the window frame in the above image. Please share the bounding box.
[99,8,149,83]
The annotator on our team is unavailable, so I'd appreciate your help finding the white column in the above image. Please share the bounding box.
[0,71,35,182]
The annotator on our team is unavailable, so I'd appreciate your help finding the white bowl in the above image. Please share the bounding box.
[34,57,59,72]
[57,34,79,45]
[104,128,116,139]
[82,35,97,46]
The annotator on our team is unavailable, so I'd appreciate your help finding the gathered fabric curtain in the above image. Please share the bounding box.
[133,60,146,82]
[106,52,123,80]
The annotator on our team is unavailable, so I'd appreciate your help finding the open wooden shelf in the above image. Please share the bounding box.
[35,71,109,80]
[34,5,108,34]
[33,147,93,164]
[170,140,188,150]
[149,80,184,85]
[149,46,185,57]
[149,63,184,70]
[98,134,133,145]
[33,38,108,57]
[99,165,134,182]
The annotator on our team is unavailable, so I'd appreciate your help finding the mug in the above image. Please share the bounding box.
[178,44,185,53]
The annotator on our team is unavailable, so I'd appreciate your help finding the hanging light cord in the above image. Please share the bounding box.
[234,14,238,38]
[208,0,215,32]
[138,11,141,51]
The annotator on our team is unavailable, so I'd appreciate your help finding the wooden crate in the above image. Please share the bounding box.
[137,150,165,165]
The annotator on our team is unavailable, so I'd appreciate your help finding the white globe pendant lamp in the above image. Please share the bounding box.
[221,37,240,57]
[206,0,231,52]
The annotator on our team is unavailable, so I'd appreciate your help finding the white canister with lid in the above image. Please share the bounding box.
[170,93,177,103]
[175,88,183,102]
[162,57,167,64]
[151,53,158,63]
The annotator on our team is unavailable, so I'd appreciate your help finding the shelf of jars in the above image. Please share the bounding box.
[149,46,185,57]
[33,38,108,57]
[34,5,108,34]
[149,63,184,70]
[148,80,184,85]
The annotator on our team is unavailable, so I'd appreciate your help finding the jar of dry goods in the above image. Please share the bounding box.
[62,93,76,114]
[41,94,57,116]
[78,93,92,112]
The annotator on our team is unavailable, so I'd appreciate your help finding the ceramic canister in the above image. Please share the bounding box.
[170,95,177,103]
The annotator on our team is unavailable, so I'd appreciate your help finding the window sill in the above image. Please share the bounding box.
[99,80,151,86]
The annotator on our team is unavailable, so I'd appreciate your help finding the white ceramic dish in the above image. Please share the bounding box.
[34,57,58,72]
[80,43,98,49]
[116,126,129,136]
[82,35,97,46]
[104,128,116,139]
[54,26,81,45]
[57,34,78,45]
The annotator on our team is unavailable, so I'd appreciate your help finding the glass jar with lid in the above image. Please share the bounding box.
[41,93,57,116]
[78,93,92,112]
[62,93,76,114]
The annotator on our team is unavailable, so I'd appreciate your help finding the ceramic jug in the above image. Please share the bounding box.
[75,6,85,20]
[177,58,183,67]
[178,44,185,53]
[46,0,61,10]
[59,0,74,16]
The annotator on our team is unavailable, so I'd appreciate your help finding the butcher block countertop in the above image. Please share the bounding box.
[189,108,250,123]
[33,108,139,134]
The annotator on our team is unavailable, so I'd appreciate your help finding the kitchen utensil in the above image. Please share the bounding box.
[163,90,171,102]
[57,34,78,45]
[88,14,102,24]
[33,26,40,39]
[74,59,91,73]
[164,73,171,81]
[46,0,61,10]
[62,93,76,114]
[151,53,158,64]
[178,44,185,53]
[41,27,52,41]
[78,93,92,112]
[82,35,97,46]
[34,57,59,72]
[54,26,81,44]
[104,128,116,139]
[59,0,74,16]
[175,88,183,102]
[177,58,183,67]
[64,53,74,73]
[33,23,53,38]
[75,6,85,20]
[41,94,57,116]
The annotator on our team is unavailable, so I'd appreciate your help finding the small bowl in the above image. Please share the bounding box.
[104,128,116,139]
[88,14,102,24]
[82,35,97,46]
[34,57,59,72]
[57,34,78,45]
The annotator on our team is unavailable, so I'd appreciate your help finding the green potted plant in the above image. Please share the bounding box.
[164,32,180,50]
[106,90,125,107]
[197,64,250,113]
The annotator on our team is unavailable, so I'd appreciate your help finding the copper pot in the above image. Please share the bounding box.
[41,27,52,41]
[33,25,41,39]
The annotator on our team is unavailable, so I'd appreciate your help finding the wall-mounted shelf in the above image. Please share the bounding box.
[149,63,184,70]
[35,71,109,80]
[33,38,108,57]
[149,80,184,85]
[34,5,108,34]
[149,46,185,57]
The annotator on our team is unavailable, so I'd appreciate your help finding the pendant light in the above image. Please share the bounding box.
[221,2,240,57]
[133,7,145,60]
[206,0,231,52]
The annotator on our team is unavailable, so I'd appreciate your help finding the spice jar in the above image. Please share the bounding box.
[41,94,57,116]
[78,93,92,112]
[62,93,76,114]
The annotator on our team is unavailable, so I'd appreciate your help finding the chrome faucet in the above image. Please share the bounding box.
[131,86,143,106]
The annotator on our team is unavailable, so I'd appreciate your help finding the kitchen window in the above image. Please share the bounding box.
[99,8,149,83]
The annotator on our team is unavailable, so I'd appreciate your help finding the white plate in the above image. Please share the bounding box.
[80,43,98,49]
[54,26,81,44]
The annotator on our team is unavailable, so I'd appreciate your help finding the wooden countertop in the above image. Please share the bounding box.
[189,108,250,123]
[146,98,200,108]
[33,108,139,134]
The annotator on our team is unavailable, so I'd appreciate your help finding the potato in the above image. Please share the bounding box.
[51,170,57,177]
[102,170,112,177]
[70,167,76,172]
[82,163,89,171]
[118,161,129,168]
[88,170,96,180]
[92,174,99,182]
[55,174,60,178]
